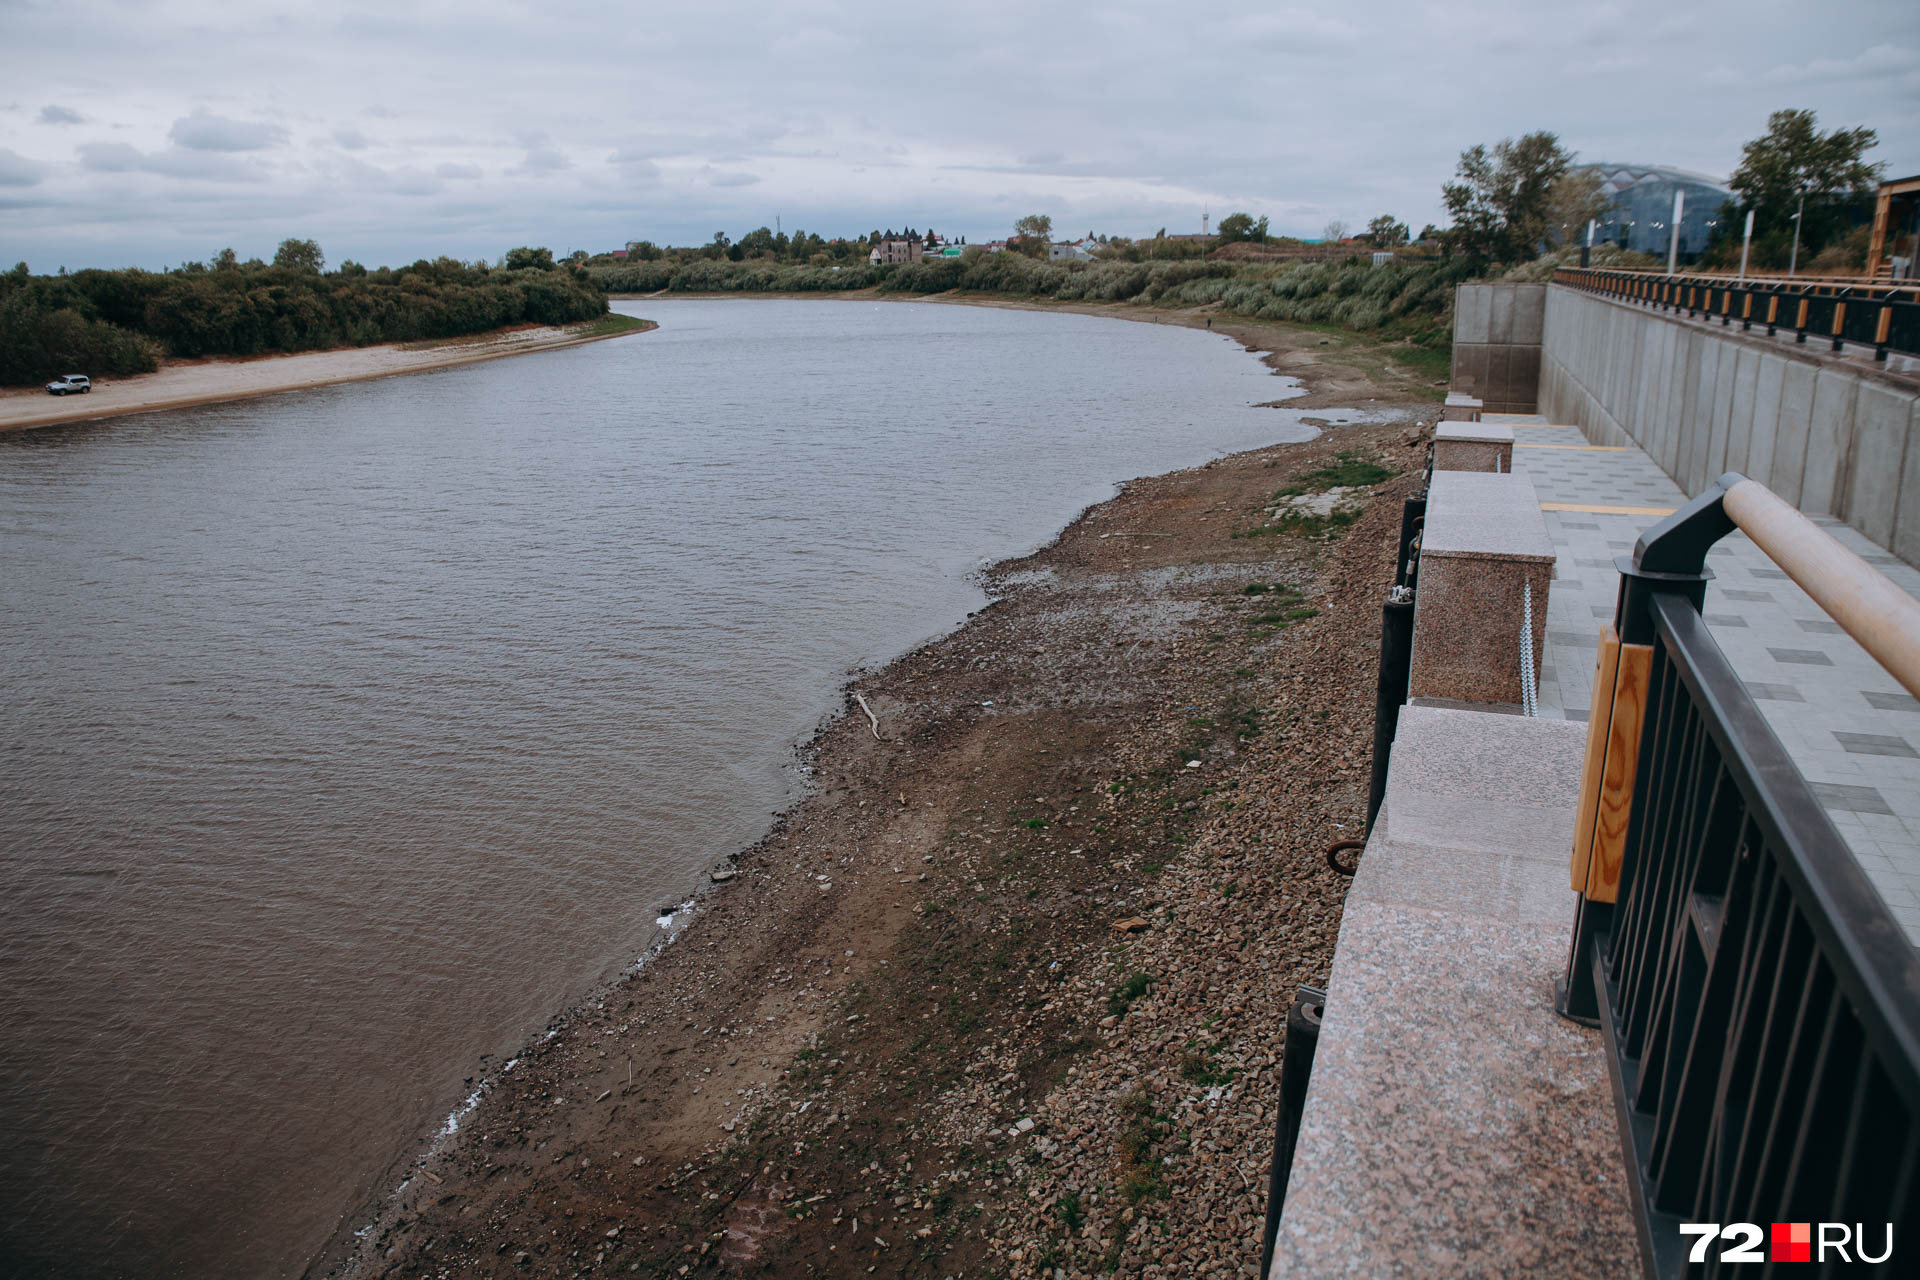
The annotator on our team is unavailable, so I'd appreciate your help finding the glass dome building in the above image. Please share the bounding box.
[1583,164,1734,260]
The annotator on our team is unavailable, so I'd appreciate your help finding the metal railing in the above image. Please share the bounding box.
[1554,267,1920,362]
[1557,472,1920,1277]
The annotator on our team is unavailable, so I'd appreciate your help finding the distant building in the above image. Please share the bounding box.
[1583,164,1733,259]
[868,236,923,266]
[611,249,629,260]
[1048,240,1095,262]
[1867,174,1920,281]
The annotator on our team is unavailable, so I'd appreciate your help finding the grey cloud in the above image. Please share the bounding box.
[333,127,370,150]
[4,0,1917,271]
[0,148,48,187]
[607,150,662,181]
[78,140,266,182]
[514,134,570,174]
[39,104,85,125]
[169,109,287,152]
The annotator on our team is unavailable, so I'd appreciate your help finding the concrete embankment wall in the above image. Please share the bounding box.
[1538,285,1920,564]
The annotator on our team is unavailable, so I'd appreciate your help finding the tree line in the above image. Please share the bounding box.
[0,241,607,386]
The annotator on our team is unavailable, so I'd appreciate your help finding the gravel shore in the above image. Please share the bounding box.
[325,314,1437,1280]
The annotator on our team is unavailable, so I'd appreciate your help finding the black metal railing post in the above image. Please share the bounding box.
[1260,986,1326,1278]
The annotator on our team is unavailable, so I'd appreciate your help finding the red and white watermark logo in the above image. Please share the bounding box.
[1680,1222,1893,1264]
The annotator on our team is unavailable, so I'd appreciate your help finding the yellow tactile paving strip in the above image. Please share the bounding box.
[1540,502,1678,517]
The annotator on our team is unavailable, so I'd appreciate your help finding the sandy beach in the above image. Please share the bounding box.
[0,318,654,433]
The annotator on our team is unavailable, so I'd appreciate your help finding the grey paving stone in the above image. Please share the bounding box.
[1770,648,1835,666]
[1745,681,1807,702]
[1751,567,1790,580]
[1795,618,1843,634]
[1864,691,1920,713]
[1834,732,1919,758]
[1704,614,1750,628]
[1590,605,1614,618]
[1559,521,1600,531]
[1721,588,1774,601]
[1811,782,1895,815]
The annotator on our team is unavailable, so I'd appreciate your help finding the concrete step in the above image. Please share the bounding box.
[1270,705,1638,1278]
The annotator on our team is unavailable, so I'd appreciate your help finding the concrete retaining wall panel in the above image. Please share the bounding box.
[1457,286,1491,344]
[1725,348,1759,476]
[1847,385,1914,547]
[1686,337,1721,494]
[1770,361,1816,507]
[1897,401,1920,566]
[1707,342,1739,479]
[1804,368,1859,518]
[1746,353,1787,491]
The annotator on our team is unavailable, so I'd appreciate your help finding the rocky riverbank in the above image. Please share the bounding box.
[326,321,1435,1280]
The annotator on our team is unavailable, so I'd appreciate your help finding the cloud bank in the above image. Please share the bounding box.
[1,0,1914,270]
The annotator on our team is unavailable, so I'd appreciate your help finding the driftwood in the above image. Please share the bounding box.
[853,693,881,739]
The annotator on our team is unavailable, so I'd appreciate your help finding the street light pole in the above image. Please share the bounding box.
[1666,189,1684,276]
[1789,191,1805,278]
[1738,208,1754,282]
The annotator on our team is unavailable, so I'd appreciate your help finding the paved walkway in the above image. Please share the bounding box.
[1493,412,1920,944]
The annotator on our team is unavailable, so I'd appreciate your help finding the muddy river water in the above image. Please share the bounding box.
[0,299,1327,1277]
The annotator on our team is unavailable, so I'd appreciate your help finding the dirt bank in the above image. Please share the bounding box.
[324,325,1434,1279]
[0,318,655,433]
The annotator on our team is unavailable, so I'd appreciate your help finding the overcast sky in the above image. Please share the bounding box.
[2,0,1916,271]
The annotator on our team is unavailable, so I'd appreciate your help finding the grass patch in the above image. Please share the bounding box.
[1236,508,1361,541]
[1108,971,1154,1016]
[575,312,656,338]
[1274,449,1395,498]
[1178,1043,1240,1087]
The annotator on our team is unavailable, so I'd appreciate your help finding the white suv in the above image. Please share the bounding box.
[45,374,92,395]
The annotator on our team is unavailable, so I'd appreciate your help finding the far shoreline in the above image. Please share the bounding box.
[615,289,1448,411]
[0,315,656,434]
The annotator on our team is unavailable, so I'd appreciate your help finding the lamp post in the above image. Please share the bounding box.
[1738,208,1754,282]
[1666,188,1684,276]
[1788,191,1805,278]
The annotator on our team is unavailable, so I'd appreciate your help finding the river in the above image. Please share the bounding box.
[0,299,1324,1277]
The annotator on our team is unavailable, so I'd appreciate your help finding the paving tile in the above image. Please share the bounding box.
[1705,614,1750,628]
[1834,732,1919,758]
[1795,618,1843,634]
[1811,782,1895,815]
[1721,588,1774,602]
[1864,691,1920,713]
[1745,681,1807,702]
[1770,648,1835,666]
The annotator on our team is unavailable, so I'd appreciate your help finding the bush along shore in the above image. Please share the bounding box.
[0,251,607,387]
[592,254,1474,349]
[327,334,1437,1280]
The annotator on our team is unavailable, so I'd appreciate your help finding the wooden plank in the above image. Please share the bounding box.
[1588,642,1655,904]
[1570,625,1622,894]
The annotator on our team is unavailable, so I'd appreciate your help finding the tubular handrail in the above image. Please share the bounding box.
[1721,478,1920,698]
